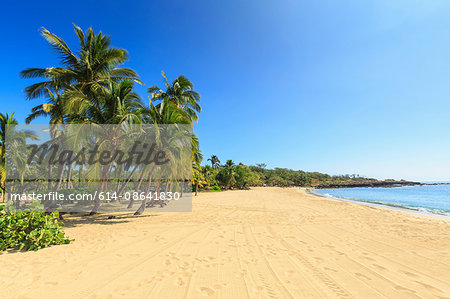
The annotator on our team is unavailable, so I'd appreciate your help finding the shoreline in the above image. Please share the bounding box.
[306,187,450,219]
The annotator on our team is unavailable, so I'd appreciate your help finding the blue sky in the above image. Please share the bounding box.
[1,0,449,181]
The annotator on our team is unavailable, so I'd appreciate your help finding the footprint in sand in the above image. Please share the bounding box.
[401,271,417,277]
[213,284,225,290]
[314,257,324,263]
[373,264,386,271]
[394,285,416,294]
[199,287,215,296]
[45,281,58,285]
[361,255,374,261]
[286,270,295,275]
[175,277,184,286]
[355,272,371,280]
[415,281,441,292]
[324,267,338,273]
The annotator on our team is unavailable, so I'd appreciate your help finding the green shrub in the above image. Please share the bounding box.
[211,185,221,191]
[0,206,71,252]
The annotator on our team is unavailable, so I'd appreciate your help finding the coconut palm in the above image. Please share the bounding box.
[0,112,17,152]
[20,25,145,197]
[26,87,67,153]
[0,161,4,200]
[147,71,201,123]
[132,98,195,214]
[225,160,235,168]
[65,80,144,125]
[140,99,191,126]
[207,155,220,169]
[20,24,142,101]
[191,134,203,166]
[225,160,236,188]
[63,80,144,214]
[26,88,65,125]
[1,119,39,206]
[192,162,206,196]
[26,88,69,191]
[146,74,203,197]
[0,112,17,197]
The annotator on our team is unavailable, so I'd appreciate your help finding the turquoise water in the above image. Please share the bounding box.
[313,184,450,216]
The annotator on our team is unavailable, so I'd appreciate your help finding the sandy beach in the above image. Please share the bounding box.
[1,187,449,298]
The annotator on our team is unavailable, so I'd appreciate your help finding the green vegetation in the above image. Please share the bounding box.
[1,113,71,252]
[0,206,70,251]
[0,112,17,200]
[195,155,415,190]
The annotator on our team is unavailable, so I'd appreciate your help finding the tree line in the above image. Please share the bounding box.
[195,155,405,192]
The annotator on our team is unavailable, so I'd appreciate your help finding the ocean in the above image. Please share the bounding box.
[313,184,450,216]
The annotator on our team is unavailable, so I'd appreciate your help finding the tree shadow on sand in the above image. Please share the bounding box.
[62,213,160,228]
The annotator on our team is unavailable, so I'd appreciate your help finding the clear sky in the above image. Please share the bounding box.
[1,0,449,181]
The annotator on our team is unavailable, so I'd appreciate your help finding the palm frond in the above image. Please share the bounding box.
[40,27,80,68]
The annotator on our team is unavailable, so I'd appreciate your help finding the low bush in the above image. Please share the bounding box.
[211,185,221,191]
[0,206,71,252]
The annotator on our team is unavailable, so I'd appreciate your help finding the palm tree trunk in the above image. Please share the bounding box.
[48,164,53,190]
[164,179,170,192]
[119,165,138,195]
[54,163,65,191]
[115,166,122,193]
[134,165,156,215]
[89,163,111,215]
[78,164,83,188]
[127,166,145,209]
[66,163,73,189]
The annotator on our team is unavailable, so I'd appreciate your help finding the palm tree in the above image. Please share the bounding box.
[26,88,69,191]
[65,80,144,215]
[225,160,235,168]
[1,119,39,206]
[20,24,142,101]
[147,71,201,123]
[0,112,17,199]
[133,98,194,214]
[224,160,236,188]
[192,163,205,196]
[191,134,203,167]
[25,88,65,126]
[21,25,144,198]
[66,80,144,125]
[26,87,66,187]
[140,98,191,126]
[207,155,220,169]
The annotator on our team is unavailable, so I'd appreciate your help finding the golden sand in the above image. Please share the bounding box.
[1,187,449,298]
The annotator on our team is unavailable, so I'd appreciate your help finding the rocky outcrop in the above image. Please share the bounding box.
[315,181,421,189]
